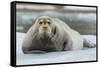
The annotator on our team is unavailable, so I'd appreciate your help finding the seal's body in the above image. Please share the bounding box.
[22,16,96,54]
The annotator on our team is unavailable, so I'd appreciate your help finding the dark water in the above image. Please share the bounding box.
[16,11,96,35]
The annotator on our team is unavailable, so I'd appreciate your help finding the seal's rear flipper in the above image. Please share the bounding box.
[83,38,96,48]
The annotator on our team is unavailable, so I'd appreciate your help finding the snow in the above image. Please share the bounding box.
[16,32,96,65]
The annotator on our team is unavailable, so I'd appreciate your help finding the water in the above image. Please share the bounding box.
[16,11,96,35]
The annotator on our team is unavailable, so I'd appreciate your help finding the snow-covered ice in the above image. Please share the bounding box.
[16,32,96,65]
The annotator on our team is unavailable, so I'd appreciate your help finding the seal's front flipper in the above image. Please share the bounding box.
[23,50,46,54]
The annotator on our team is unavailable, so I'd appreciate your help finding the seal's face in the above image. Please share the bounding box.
[36,16,53,37]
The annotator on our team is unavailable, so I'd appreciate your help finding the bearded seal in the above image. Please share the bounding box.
[22,16,96,54]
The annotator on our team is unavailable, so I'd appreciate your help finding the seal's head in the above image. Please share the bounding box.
[35,16,55,39]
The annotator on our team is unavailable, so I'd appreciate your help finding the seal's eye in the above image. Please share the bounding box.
[47,22,50,24]
[39,21,42,24]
